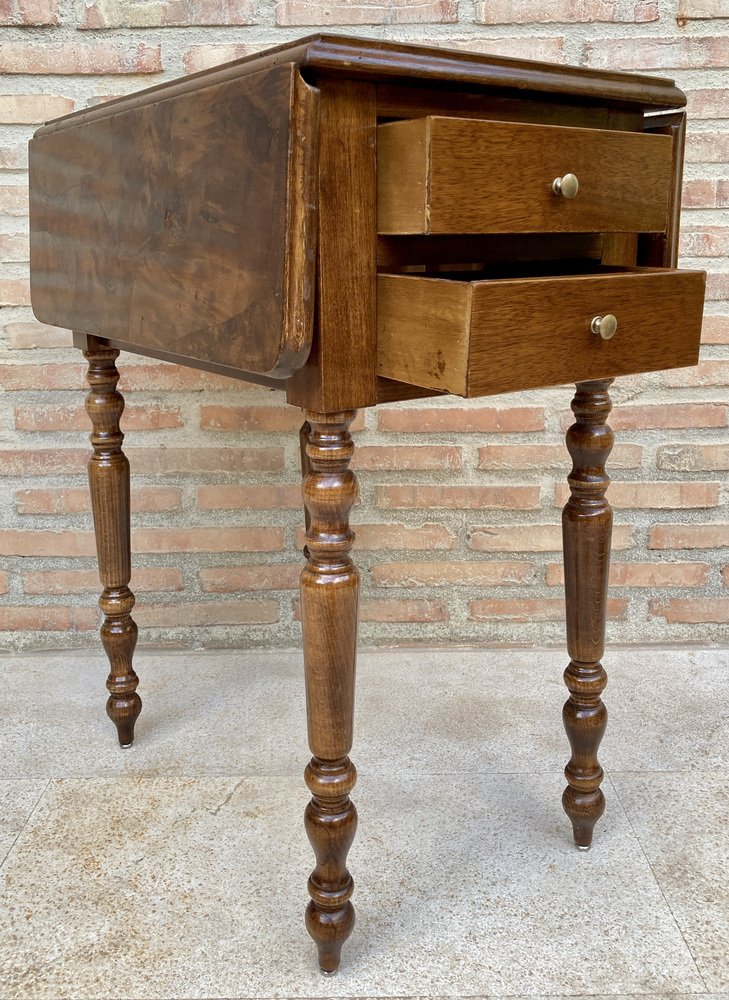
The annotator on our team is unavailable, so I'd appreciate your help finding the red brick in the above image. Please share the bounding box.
[346,522,456,550]
[681,227,729,257]
[14,402,183,432]
[469,597,629,622]
[294,522,456,551]
[0,449,88,476]
[433,36,566,62]
[0,363,241,391]
[609,403,727,431]
[79,0,256,28]
[702,316,729,344]
[687,89,729,120]
[0,0,59,25]
[0,144,27,169]
[371,560,534,587]
[2,321,70,348]
[685,132,729,163]
[0,234,28,261]
[353,446,462,471]
[200,405,305,432]
[0,530,96,557]
[132,527,284,553]
[0,42,162,74]
[677,0,729,18]
[135,600,278,627]
[0,186,27,215]
[657,444,729,472]
[378,406,544,433]
[200,564,301,593]
[650,598,729,624]
[22,567,184,595]
[0,279,30,305]
[649,523,729,549]
[586,36,729,69]
[0,606,98,631]
[16,486,181,515]
[476,0,657,21]
[545,561,710,587]
[0,94,73,123]
[682,178,729,208]
[555,481,719,508]
[469,523,634,551]
[376,485,540,510]
[478,442,641,469]
[197,485,302,510]
[126,447,282,474]
[707,271,729,301]
[276,1,458,26]
[661,361,729,388]
[0,571,8,594]
[183,43,265,74]
[359,599,449,623]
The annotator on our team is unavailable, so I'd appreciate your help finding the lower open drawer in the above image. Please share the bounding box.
[376,266,706,397]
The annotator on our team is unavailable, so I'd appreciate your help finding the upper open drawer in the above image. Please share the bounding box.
[29,63,318,379]
[377,116,673,236]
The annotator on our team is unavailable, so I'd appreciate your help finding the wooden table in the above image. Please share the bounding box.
[27,35,706,975]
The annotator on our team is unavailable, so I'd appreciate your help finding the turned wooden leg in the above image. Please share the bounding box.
[562,379,614,848]
[300,410,359,975]
[83,341,141,747]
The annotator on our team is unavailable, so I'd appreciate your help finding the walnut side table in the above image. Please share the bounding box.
[28,35,706,975]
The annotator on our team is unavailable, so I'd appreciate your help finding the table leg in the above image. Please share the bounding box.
[561,379,614,848]
[300,410,359,975]
[83,341,141,747]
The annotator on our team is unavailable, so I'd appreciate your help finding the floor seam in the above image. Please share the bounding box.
[609,771,711,994]
[0,777,51,872]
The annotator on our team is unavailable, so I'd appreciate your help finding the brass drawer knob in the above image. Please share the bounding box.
[552,173,579,199]
[591,314,618,340]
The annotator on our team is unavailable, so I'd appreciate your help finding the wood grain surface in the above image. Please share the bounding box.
[377,267,705,396]
[30,63,318,379]
[562,380,614,848]
[377,116,673,235]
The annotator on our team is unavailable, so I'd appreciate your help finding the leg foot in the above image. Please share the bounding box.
[561,380,613,847]
[84,342,142,747]
[300,411,359,974]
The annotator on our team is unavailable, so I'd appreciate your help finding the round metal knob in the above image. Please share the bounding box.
[591,314,618,340]
[552,173,579,199]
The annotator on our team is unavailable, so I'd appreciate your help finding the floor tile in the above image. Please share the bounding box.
[0,772,703,999]
[0,780,48,865]
[1,647,728,781]
[613,770,729,992]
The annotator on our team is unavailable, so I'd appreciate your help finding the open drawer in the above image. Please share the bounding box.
[377,116,673,236]
[377,266,706,397]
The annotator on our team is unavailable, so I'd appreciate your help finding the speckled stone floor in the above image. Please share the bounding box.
[0,646,728,1000]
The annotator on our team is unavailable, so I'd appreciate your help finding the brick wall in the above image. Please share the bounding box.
[0,0,727,650]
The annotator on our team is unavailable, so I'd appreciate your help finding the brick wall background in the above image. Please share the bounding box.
[0,0,727,651]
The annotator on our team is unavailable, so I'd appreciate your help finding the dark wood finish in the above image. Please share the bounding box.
[562,380,614,848]
[26,33,708,973]
[30,63,318,380]
[377,117,672,235]
[377,267,705,396]
[84,340,141,747]
[287,79,378,411]
[639,111,687,269]
[300,411,359,974]
[31,35,686,142]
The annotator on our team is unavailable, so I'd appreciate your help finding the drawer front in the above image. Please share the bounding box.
[377,268,705,397]
[377,117,673,235]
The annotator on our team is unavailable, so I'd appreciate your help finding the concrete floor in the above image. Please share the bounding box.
[0,646,728,1000]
